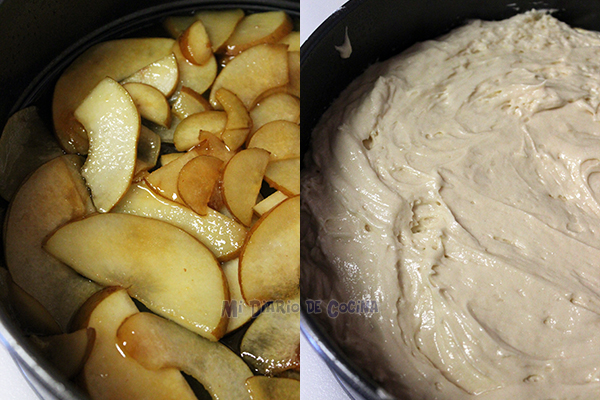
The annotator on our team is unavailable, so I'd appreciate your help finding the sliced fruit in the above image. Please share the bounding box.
[123,82,171,128]
[121,53,179,97]
[264,158,300,196]
[239,196,299,303]
[287,51,300,98]
[178,155,223,215]
[216,88,252,151]
[222,259,254,333]
[245,376,300,400]
[173,111,227,151]
[172,41,218,96]
[225,11,293,56]
[253,191,288,217]
[144,147,202,204]
[160,152,184,166]
[247,120,299,160]
[196,9,245,53]
[179,20,212,65]
[171,86,212,120]
[210,43,289,110]
[44,213,229,340]
[240,296,300,375]
[278,31,300,52]
[117,312,254,400]
[249,92,300,136]
[222,148,270,226]
[73,288,196,400]
[4,155,99,331]
[135,126,161,175]
[113,182,246,261]
[53,38,174,154]
[163,15,196,38]
[29,328,95,379]
[0,106,63,202]
[196,131,235,163]
[75,77,140,213]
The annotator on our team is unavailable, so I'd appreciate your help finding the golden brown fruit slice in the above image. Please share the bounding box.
[160,152,184,166]
[123,82,171,128]
[113,182,246,262]
[278,31,300,52]
[121,53,179,97]
[240,196,300,303]
[287,51,300,98]
[173,111,227,151]
[163,15,196,38]
[44,213,229,340]
[240,296,300,376]
[249,92,300,136]
[0,106,63,201]
[247,120,299,160]
[216,88,252,151]
[4,155,99,331]
[29,328,95,379]
[196,131,235,164]
[222,258,255,333]
[172,41,218,96]
[210,43,289,110]
[178,155,223,216]
[253,191,288,217]
[225,11,293,55]
[223,148,270,227]
[52,38,174,154]
[145,147,202,203]
[171,86,212,120]
[196,9,245,53]
[179,20,212,65]
[75,77,140,213]
[264,157,300,196]
[245,377,300,400]
[74,288,196,400]
[118,312,254,400]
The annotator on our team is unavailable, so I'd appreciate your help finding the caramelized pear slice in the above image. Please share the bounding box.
[123,82,171,128]
[225,11,293,55]
[179,20,213,65]
[264,158,300,196]
[216,88,252,151]
[118,312,254,400]
[178,155,223,216]
[121,53,179,97]
[44,213,229,340]
[247,120,299,161]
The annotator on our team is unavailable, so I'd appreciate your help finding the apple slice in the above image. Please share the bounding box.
[249,92,299,136]
[53,38,174,154]
[253,191,288,217]
[240,296,300,376]
[240,196,299,303]
[225,11,293,56]
[178,155,223,216]
[222,258,254,333]
[216,88,252,151]
[173,111,227,151]
[75,77,140,213]
[0,107,63,201]
[179,20,212,65]
[123,82,171,128]
[29,328,95,379]
[245,377,299,400]
[44,213,229,340]
[117,312,254,400]
[287,51,300,98]
[195,9,245,53]
[4,155,99,331]
[264,158,300,196]
[278,31,300,52]
[172,41,218,96]
[247,120,299,160]
[171,86,212,120]
[135,126,161,175]
[210,43,289,110]
[73,288,196,400]
[144,146,201,204]
[113,182,246,261]
[223,148,270,227]
[121,53,179,97]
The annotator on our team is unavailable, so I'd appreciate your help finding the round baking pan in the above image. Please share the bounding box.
[0,1,298,399]
[300,0,600,399]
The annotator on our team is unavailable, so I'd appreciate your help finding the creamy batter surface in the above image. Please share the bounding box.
[302,11,600,400]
